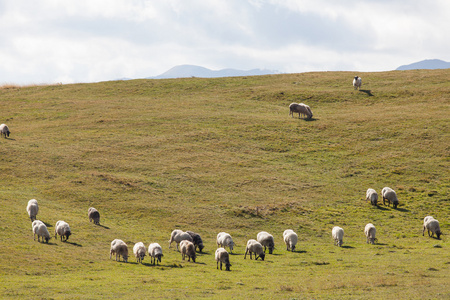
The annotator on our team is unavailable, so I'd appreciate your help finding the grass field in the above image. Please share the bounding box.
[0,69,449,299]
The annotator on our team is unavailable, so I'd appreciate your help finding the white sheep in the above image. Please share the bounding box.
[332,226,344,247]
[423,218,442,239]
[110,239,128,262]
[169,229,193,251]
[26,199,39,221]
[55,220,72,241]
[257,231,275,254]
[283,229,298,251]
[148,243,163,265]
[31,220,44,240]
[364,223,377,244]
[215,247,231,271]
[353,76,362,90]
[366,188,378,206]
[244,239,265,261]
[382,187,399,208]
[33,222,51,243]
[88,207,100,225]
[180,240,196,262]
[289,103,313,119]
[133,242,146,263]
[216,232,235,253]
[0,124,10,138]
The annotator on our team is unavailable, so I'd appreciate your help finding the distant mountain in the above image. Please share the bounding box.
[149,65,279,79]
[396,59,450,71]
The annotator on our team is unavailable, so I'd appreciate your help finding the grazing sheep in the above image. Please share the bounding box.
[33,222,51,243]
[55,220,71,241]
[244,239,265,261]
[26,199,39,221]
[216,232,235,253]
[289,103,313,119]
[382,187,399,208]
[332,226,344,247]
[186,231,204,252]
[133,242,146,263]
[366,188,378,206]
[169,230,193,251]
[110,239,128,262]
[283,229,298,251]
[364,223,377,244]
[148,243,163,265]
[31,220,44,240]
[423,218,442,239]
[353,76,362,90]
[88,207,100,225]
[0,124,10,138]
[257,231,275,254]
[215,248,231,271]
[180,240,196,262]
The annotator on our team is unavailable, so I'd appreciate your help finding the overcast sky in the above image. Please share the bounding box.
[1,0,449,85]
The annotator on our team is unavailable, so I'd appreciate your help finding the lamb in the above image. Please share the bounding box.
[332,226,344,247]
[180,240,196,262]
[244,239,265,261]
[423,218,442,239]
[366,188,378,206]
[88,207,100,225]
[26,199,39,221]
[283,229,298,251]
[148,243,163,265]
[169,229,193,251]
[0,124,10,138]
[353,76,362,90]
[289,103,313,119]
[54,220,71,241]
[215,248,231,271]
[364,223,377,244]
[186,231,204,252]
[382,187,399,208]
[257,231,275,254]
[33,222,51,243]
[133,242,146,263]
[110,239,128,262]
[216,232,235,253]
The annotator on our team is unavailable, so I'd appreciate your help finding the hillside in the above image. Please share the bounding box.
[0,70,449,299]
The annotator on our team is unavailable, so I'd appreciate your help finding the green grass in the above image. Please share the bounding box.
[0,70,449,299]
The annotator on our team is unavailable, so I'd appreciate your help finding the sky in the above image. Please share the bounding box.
[1,0,449,85]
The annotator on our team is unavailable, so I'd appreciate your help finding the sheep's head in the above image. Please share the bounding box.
[198,243,204,252]
[291,245,296,252]
[65,232,71,240]
[258,253,265,261]
[157,254,163,263]
[436,230,442,239]
[123,255,128,263]
[225,262,231,271]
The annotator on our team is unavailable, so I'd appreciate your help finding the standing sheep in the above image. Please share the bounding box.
[364,223,377,244]
[169,230,193,251]
[353,76,362,90]
[332,226,344,247]
[33,222,51,243]
[366,188,378,206]
[289,103,313,119]
[88,207,100,225]
[216,232,235,253]
[283,229,298,251]
[26,199,39,221]
[133,242,146,263]
[110,239,128,262]
[215,248,231,271]
[257,231,275,254]
[55,220,71,241]
[180,240,196,262]
[244,239,265,261]
[186,231,204,252]
[148,243,163,265]
[423,218,442,239]
[382,187,399,208]
[31,220,44,240]
[0,124,10,138]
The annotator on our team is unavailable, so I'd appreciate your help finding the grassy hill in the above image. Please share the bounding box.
[0,70,449,299]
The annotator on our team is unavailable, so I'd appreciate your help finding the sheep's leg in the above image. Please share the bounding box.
[244,249,248,259]
[220,261,223,270]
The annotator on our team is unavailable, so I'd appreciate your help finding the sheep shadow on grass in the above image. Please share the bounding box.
[395,207,410,212]
[304,117,318,122]
[96,224,110,229]
[341,245,355,249]
[360,89,374,96]
[64,241,82,247]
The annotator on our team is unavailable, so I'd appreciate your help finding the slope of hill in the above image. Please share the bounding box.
[396,59,450,70]
[150,64,278,79]
[0,70,449,299]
